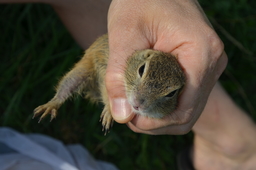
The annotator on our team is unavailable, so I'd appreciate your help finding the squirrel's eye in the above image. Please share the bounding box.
[138,64,145,77]
[165,90,177,98]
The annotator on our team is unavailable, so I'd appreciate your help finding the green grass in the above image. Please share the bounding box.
[0,1,255,169]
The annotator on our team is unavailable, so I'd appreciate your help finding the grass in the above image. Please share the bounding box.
[0,1,255,169]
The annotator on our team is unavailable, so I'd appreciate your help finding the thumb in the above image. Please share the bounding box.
[106,33,149,123]
[105,67,133,124]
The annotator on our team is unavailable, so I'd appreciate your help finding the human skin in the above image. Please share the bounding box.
[107,0,227,134]
[3,0,256,169]
[1,0,111,48]
[1,0,227,135]
[192,82,256,170]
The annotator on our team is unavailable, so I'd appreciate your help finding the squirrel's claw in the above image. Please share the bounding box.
[100,105,114,135]
[33,103,58,123]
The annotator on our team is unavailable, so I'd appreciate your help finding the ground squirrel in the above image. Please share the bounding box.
[33,34,185,132]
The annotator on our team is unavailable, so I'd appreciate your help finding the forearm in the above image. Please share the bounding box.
[193,82,256,145]
[1,0,111,49]
[52,0,110,49]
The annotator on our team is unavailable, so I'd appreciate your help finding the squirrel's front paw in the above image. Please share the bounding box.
[33,100,60,123]
[100,104,114,134]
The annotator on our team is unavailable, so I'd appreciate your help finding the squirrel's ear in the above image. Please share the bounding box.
[142,49,155,58]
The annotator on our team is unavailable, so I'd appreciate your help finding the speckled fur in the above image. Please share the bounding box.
[33,34,185,132]
[125,49,185,118]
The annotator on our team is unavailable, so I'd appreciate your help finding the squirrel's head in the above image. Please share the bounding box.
[124,49,186,118]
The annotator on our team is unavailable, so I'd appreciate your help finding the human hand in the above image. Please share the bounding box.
[106,0,227,135]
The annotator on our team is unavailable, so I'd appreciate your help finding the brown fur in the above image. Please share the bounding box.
[33,34,185,132]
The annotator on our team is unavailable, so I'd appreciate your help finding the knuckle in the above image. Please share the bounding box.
[208,31,225,59]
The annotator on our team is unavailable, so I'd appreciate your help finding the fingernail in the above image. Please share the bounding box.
[110,98,132,122]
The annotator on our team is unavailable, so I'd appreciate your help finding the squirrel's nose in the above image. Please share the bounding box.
[132,98,145,111]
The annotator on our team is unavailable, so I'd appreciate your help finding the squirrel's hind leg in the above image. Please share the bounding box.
[33,65,91,122]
